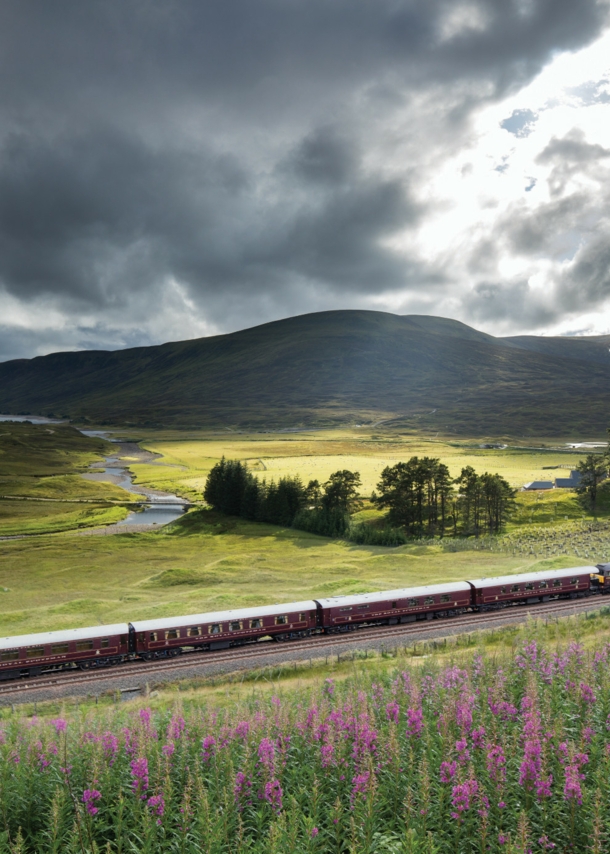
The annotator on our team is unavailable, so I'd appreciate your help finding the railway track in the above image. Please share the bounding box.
[0,595,607,701]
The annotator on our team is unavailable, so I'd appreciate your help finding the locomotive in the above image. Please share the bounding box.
[1,564,608,683]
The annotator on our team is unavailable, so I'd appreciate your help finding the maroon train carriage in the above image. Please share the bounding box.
[467,566,597,611]
[315,582,473,633]
[0,624,131,681]
[130,600,319,658]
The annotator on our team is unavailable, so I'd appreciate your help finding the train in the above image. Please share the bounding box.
[1,563,609,682]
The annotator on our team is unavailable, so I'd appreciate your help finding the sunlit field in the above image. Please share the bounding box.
[127,427,593,499]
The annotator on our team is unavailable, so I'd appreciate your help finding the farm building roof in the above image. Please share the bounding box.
[523,481,554,490]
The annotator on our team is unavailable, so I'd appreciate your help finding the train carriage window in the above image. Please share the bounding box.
[75,641,93,653]
[275,615,288,625]
[51,643,69,655]
[408,598,418,607]
[500,587,507,594]
[553,580,562,588]
[100,638,109,648]
[250,618,262,629]
[120,635,128,645]
[511,585,520,593]
[539,581,548,589]
[424,597,435,605]
[298,613,307,622]
[209,624,222,635]
[1,650,19,662]
[357,605,369,610]
[571,577,579,585]
[149,632,157,641]
[392,601,398,608]
[440,595,451,603]
[187,627,201,637]
[229,621,242,632]
[165,630,179,640]
[26,646,45,658]
[525,583,534,591]
[339,607,352,613]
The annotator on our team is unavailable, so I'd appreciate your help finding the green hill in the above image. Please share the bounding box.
[1,310,609,435]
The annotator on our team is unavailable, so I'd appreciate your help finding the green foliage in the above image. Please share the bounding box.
[575,453,608,509]
[203,458,363,537]
[374,457,453,537]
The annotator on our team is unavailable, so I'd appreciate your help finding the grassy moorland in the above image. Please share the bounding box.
[127,427,598,499]
[1,423,609,636]
[2,613,610,853]
[0,422,131,536]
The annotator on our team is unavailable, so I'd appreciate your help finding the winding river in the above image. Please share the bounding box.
[1,416,188,530]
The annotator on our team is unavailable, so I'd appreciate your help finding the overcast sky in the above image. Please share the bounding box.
[1,0,610,362]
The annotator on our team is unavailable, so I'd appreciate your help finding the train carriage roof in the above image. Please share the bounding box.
[467,566,596,590]
[315,582,472,609]
[130,600,318,633]
[0,624,130,652]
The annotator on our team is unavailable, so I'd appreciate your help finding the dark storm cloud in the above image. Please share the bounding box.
[0,0,609,358]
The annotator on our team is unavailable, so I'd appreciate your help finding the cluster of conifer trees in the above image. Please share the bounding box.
[203,458,361,537]
[374,459,515,536]
[203,455,515,540]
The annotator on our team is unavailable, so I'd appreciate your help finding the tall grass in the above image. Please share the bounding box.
[2,634,610,852]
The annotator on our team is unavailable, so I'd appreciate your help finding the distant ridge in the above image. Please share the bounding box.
[1,310,609,435]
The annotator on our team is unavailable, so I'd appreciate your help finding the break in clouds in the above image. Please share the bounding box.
[1,0,610,361]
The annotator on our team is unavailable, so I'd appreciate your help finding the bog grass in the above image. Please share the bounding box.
[0,507,584,636]
[1,423,607,635]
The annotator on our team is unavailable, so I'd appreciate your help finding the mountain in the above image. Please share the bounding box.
[1,310,609,436]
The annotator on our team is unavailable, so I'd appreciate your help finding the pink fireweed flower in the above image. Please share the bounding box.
[101,731,118,765]
[258,737,275,768]
[519,740,542,790]
[162,742,175,758]
[563,765,583,805]
[147,794,165,823]
[455,699,473,733]
[167,714,185,740]
[451,778,478,820]
[579,683,596,705]
[82,789,101,816]
[471,726,486,748]
[535,775,553,800]
[201,736,216,761]
[234,720,250,740]
[234,771,253,807]
[486,744,506,785]
[311,828,319,838]
[264,780,283,812]
[385,701,399,723]
[350,772,370,807]
[320,743,335,767]
[455,738,470,765]
[405,708,423,738]
[439,761,457,783]
[538,836,556,850]
[50,718,67,733]
[130,757,149,798]
[324,679,335,697]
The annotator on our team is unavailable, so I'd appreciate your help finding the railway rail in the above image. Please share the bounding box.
[0,593,606,701]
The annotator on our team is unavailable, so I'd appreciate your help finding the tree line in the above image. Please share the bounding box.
[203,455,515,540]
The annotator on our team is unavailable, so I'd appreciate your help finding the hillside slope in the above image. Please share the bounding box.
[0,311,609,435]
